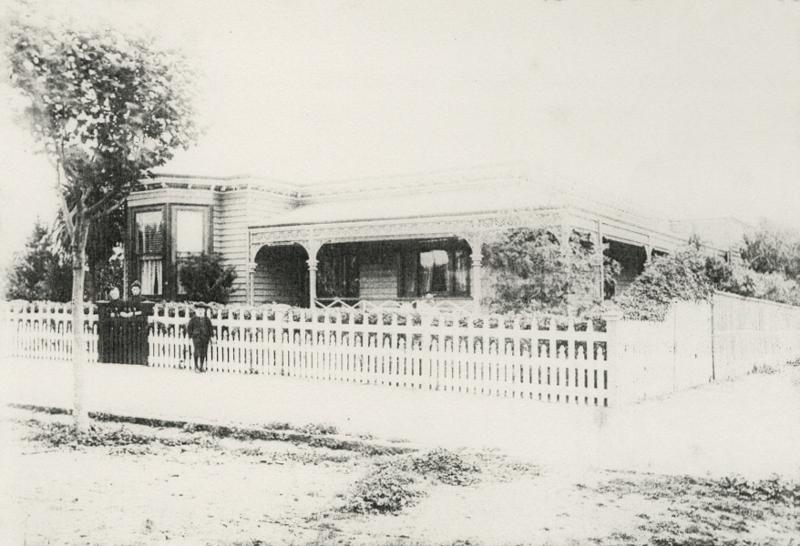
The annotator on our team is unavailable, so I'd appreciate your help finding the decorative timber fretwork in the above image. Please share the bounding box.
[248,208,567,256]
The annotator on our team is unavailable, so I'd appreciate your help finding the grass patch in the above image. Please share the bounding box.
[298,423,338,436]
[341,461,424,514]
[410,448,481,486]
[716,475,800,507]
[341,448,483,515]
[594,472,800,545]
[750,364,780,375]
[24,419,220,450]
[10,403,412,456]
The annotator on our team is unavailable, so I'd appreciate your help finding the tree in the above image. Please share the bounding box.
[741,221,800,280]
[178,253,237,303]
[6,20,199,428]
[482,227,619,316]
[5,220,72,302]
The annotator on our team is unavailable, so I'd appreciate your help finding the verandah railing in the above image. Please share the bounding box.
[0,301,611,406]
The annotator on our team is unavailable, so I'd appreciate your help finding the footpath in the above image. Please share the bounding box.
[1,357,798,479]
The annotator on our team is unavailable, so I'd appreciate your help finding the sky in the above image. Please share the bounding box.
[2,0,800,271]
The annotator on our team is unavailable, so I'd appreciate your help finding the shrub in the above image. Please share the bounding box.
[178,252,237,303]
[706,255,800,305]
[614,248,713,320]
[482,228,620,316]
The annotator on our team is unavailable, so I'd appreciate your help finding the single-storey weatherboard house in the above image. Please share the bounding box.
[125,170,747,311]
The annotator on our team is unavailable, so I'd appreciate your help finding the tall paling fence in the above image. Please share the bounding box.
[611,301,714,404]
[148,303,611,406]
[711,292,800,380]
[608,294,800,403]
[0,300,99,362]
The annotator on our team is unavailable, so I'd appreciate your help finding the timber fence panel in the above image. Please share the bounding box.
[712,292,800,380]
[0,301,97,362]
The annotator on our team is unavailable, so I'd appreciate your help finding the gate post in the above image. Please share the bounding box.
[603,307,625,408]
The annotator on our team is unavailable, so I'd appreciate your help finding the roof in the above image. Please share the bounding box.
[142,167,717,242]
[262,179,564,226]
[670,217,754,249]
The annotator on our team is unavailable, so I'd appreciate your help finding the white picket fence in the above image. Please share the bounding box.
[0,301,99,363]
[1,300,611,406]
[5,293,800,408]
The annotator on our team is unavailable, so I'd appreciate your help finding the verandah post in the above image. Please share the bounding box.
[464,233,484,314]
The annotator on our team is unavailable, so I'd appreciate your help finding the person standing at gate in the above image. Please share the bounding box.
[129,280,142,307]
[187,302,214,372]
[108,286,122,315]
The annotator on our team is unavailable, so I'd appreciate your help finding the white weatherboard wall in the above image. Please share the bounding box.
[214,190,249,303]
[359,254,397,300]
[218,188,295,303]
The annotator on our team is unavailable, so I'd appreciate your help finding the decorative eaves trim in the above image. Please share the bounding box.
[249,208,566,252]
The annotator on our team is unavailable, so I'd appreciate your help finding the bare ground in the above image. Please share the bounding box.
[2,406,797,546]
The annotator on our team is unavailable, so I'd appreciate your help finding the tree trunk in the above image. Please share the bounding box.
[71,218,90,430]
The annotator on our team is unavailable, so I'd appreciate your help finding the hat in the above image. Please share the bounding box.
[193,302,210,309]
[130,280,141,289]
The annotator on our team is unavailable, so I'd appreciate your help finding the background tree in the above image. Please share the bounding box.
[5,220,71,302]
[482,227,620,316]
[740,221,800,280]
[6,20,199,428]
[614,245,800,321]
[51,204,127,299]
[178,253,237,303]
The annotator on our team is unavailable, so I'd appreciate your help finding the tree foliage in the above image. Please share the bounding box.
[179,253,237,304]
[7,18,199,280]
[706,255,800,306]
[482,228,620,316]
[741,221,800,280]
[615,246,800,321]
[5,221,72,302]
[6,18,199,428]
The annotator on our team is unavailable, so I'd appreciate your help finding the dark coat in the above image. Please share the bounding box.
[187,316,213,341]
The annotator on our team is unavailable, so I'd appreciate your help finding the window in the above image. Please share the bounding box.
[398,241,470,298]
[317,245,359,299]
[135,210,164,295]
[175,209,205,254]
[174,207,208,295]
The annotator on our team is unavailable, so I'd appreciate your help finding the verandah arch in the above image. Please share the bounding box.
[252,244,309,307]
